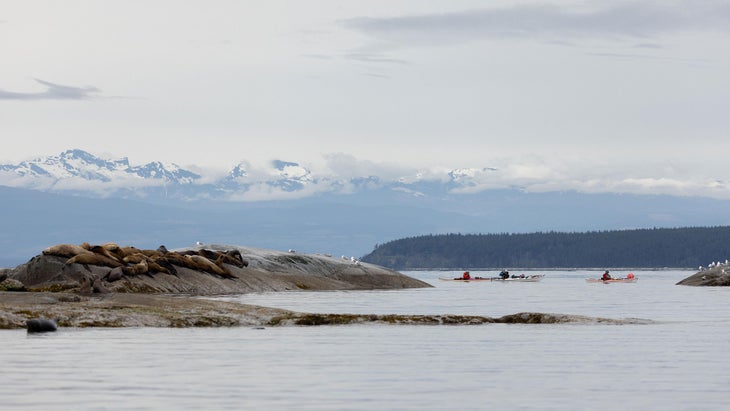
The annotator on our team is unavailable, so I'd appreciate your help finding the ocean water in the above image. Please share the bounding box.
[2,270,729,410]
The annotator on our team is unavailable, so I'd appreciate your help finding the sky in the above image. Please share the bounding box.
[1,0,730,198]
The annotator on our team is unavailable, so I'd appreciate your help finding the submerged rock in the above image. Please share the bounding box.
[0,292,652,330]
[26,318,58,333]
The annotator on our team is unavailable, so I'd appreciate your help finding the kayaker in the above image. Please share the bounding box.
[499,269,509,280]
[601,270,611,281]
[462,271,471,280]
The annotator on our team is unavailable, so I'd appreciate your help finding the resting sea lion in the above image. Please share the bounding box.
[119,246,142,258]
[140,249,163,258]
[122,259,149,276]
[197,249,244,268]
[127,253,173,275]
[123,253,147,264]
[106,267,124,282]
[187,255,235,278]
[147,259,172,275]
[159,252,197,270]
[226,249,248,267]
[89,245,122,263]
[66,252,123,268]
[42,244,93,258]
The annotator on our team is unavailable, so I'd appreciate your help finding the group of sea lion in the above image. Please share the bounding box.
[42,243,248,280]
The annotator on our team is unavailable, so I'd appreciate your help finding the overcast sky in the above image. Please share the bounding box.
[1,1,729,197]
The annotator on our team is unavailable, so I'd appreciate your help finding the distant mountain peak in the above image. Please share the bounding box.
[449,167,498,180]
[0,149,504,201]
[0,149,200,188]
[229,163,248,178]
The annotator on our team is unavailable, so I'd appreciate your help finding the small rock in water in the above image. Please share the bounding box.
[26,318,58,333]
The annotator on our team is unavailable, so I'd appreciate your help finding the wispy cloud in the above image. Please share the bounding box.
[0,79,100,100]
[341,1,730,48]
[302,52,408,65]
[362,72,390,79]
[343,53,409,65]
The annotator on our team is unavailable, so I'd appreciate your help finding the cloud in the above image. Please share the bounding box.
[341,1,730,48]
[0,79,100,100]
[343,53,409,65]
[320,153,415,180]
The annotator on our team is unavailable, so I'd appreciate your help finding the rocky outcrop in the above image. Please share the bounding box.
[676,266,730,286]
[5,243,431,295]
[0,292,652,330]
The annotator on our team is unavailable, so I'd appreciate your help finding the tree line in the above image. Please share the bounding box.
[361,227,730,269]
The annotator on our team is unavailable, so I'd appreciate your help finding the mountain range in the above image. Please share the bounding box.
[0,149,506,203]
[2,149,730,268]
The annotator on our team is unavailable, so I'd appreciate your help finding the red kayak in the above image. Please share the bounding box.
[585,277,637,283]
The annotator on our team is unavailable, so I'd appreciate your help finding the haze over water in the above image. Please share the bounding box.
[2,270,728,410]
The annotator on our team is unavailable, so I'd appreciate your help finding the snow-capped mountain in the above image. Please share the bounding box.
[0,149,200,186]
[0,149,481,202]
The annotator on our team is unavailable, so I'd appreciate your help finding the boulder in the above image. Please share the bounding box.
[677,266,730,286]
[0,278,26,291]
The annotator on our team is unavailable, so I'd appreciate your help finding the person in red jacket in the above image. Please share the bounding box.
[601,270,612,281]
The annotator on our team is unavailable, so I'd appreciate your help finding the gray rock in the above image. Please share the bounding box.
[26,318,58,333]
[677,267,730,286]
[0,278,26,291]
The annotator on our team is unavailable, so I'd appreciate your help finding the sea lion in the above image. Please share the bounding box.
[226,249,248,267]
[89,245,122,263]
[147,259,172,275]
[159,252,196,270]
[157,245,169,254]
[100,243,129,260]
[197,249,245,268]
[122,253,147,264]
[126,253,173,275]
[66,252,123,268]
[119,246,142,258]
[105,267,124,282]
[187,255,235,278]
[214,255,240,278]
[122,259,149,276]
[42,244,93,258]
[140,249,163,258]
[102,242,121,252]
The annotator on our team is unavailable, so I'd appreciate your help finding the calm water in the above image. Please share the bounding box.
[2,270,729,410]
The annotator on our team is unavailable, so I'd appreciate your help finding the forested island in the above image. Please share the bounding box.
[361,226,730,270]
